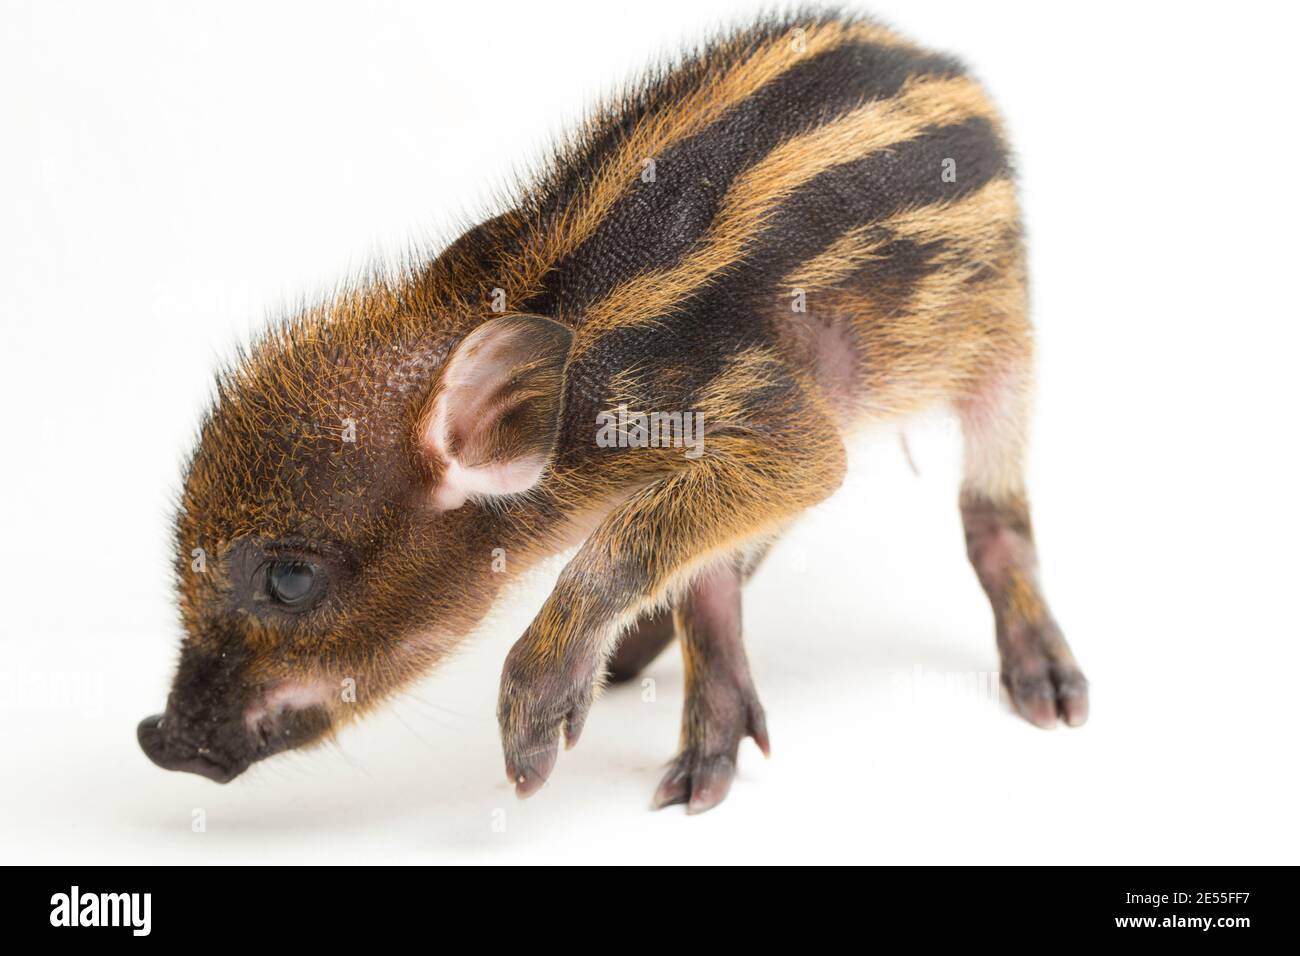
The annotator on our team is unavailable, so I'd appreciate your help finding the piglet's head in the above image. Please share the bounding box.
[139,311,574,782]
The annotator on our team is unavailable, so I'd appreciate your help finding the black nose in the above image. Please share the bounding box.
[136,713,240,784]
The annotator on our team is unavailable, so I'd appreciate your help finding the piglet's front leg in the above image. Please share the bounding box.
[496,511,665,798]
[653,562,769,814]
[498,628,603,797]
[497,405,846,802]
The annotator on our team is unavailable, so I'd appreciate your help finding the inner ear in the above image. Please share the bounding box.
[418,314,573,510]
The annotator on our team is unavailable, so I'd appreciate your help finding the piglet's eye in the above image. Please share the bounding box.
[267,560,317,606]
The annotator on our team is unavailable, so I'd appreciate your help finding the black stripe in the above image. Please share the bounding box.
[562,117,1011,425]
[716,115,1011,295]
[530,10,857,231]
[525,40,965,318]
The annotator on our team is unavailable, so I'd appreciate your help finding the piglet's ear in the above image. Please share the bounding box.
[418,315,573,510]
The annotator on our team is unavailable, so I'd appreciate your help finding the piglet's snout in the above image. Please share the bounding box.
[136,712,246,783]
[138,680,334,782]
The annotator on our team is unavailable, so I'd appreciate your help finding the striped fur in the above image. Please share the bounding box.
[146,9,1086,807]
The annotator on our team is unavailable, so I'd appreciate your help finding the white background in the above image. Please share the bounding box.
[2,0,1297,864]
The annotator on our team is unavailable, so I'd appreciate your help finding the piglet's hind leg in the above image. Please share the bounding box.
[959,368,1088,728]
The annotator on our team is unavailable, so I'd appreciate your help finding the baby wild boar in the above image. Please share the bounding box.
[138,11,1088,812]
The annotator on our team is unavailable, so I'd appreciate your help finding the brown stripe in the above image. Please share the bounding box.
[782,177,1019,291]
[502,20,915,303]
[572,75,999,349]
